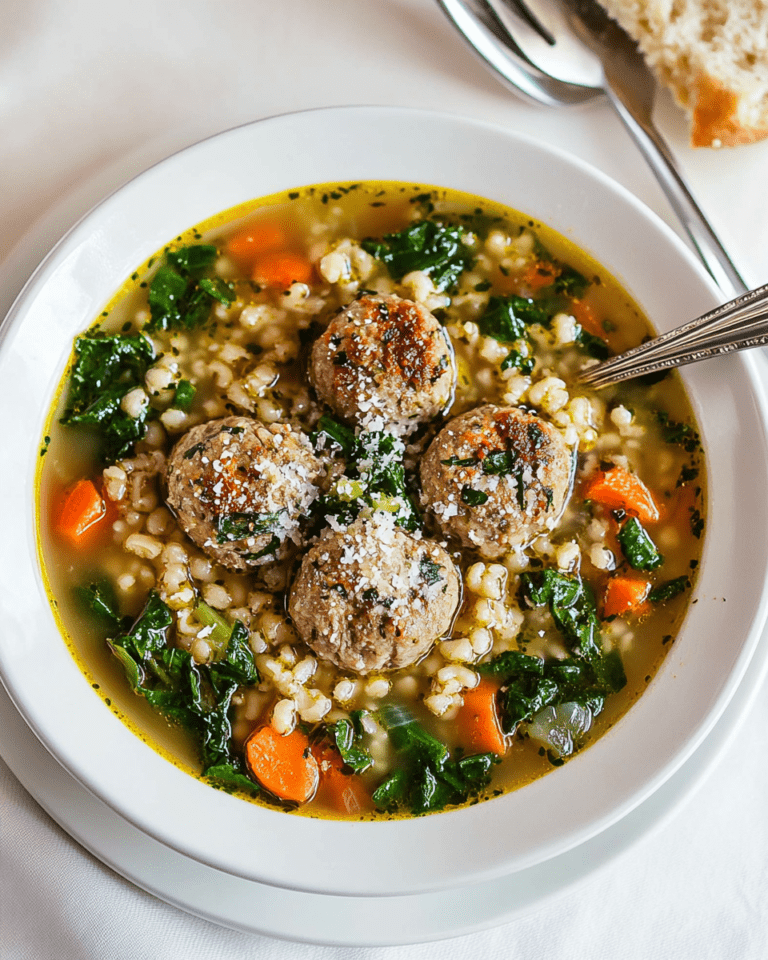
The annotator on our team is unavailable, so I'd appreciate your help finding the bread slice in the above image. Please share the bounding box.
[598,0,768,147]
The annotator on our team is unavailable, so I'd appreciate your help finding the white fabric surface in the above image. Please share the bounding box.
[2,0,768,955]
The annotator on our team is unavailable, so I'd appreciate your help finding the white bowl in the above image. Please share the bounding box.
[1,106,767,898]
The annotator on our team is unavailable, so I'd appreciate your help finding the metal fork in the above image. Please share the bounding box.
[436,0,748,299]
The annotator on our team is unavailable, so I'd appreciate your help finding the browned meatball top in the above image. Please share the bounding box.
[420,405,573,558]
[288,517,460,674]
[310,294,456,435]
[165,416,322,572]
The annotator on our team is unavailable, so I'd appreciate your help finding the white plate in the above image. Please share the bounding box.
[2,106,768,898]
[3,604,768,946]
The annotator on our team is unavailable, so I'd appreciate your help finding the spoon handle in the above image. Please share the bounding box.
[579,282,768,387]
[604,87,748,299]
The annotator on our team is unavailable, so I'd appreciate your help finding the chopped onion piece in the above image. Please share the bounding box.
[527,702,592,758]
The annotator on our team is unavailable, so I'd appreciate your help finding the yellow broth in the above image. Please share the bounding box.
[37,182,705,818]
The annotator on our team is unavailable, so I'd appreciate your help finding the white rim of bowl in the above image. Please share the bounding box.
[1,105,767,898]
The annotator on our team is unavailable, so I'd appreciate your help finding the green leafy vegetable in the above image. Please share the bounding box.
[373,704,496,814]
[361,220,473,291]
[245,535,282,561]
[216,510,285,544]
[173,379,196,410]
[477,295,550,342]
[73,578,126,632]
[109,592,259,787]
[461,486,489,506]
[617,518,664,571]
[328,718,373,774]
[60,333,156,462]
[649,576,690,603]
[501,345,535,375]
[146,244,233,332]
[521,569,603,662]
[419,557,443,586]
[314,421,421,532]
[554,264,589,298]
[656,411,701,452]
[481,450,518,476]
[312,414,357,457]
[479,647,625,738]
[576,327,610,360]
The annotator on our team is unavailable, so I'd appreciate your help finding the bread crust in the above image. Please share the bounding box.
[692,74,768,147]
[599,0,768,148]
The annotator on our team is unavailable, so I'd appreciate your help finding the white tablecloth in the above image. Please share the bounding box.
[3,1,768,956]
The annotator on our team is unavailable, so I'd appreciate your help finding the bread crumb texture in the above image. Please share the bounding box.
[599,0,768,146]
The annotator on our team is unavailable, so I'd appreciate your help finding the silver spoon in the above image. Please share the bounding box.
[578,281,768,388]
[436,0,748,299]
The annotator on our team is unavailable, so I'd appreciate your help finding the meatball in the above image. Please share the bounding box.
[420,405,572,557]
[165,416,322,572]
[288,517,460,674]
[310,294,456,435]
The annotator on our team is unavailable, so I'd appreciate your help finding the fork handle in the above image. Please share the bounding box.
[603,86,748,299]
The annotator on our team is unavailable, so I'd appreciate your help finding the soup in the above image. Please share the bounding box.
[38,182,705,819]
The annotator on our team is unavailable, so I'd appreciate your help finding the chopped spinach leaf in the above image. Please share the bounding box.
[479,643,625,738]
[419,557,443,585]
[361,220,473,291]
[374,703,496,814]
[73,578,127,633]
[314,425,420,532]
[173,379,196,410]
[146,244,232,332]
[328,718,373,774]
[521,568,604,662]
[109,592,259,784]
[617,518,664,571]
[656,411,701,452]
[216,509,285,544]
[166,244,217,274]
[576,327,610,360]
[461,486,488,506]
[477,295,550,342]
[501,346,535,375]
[245,534,282,561]
[371,769,409,808]
[481,449,518,476]
[312,414,357,457]
[649,576,690,603]
[60,333,155,462]
[554,265,589,298]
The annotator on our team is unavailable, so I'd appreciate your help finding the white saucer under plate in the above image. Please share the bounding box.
[3,595,768,947]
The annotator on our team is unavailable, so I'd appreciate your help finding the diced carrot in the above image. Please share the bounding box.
[583,465,660,524]
[55,478,109,546]
[570,298,604,338]
[244,726,319,805]
[252,251,314,289]
[522,260,558,291]
[311,744,374,816]
[602,575,651,619]
[225,221,286,270]
[669,482,700,535]
[456,679,507,757]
